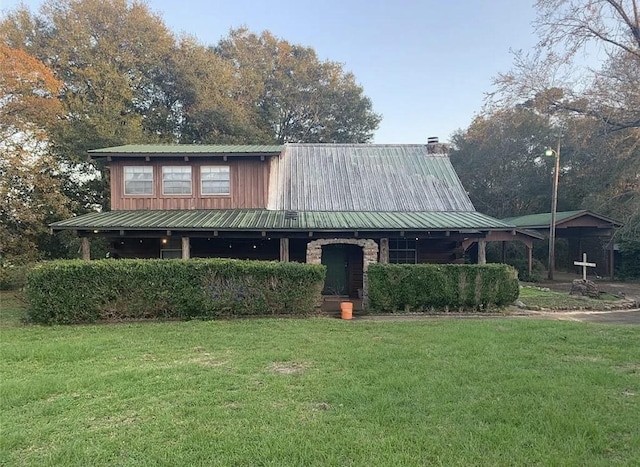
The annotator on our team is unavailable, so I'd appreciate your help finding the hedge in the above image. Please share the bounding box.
[25,259,326,324]
[368,263,519,312]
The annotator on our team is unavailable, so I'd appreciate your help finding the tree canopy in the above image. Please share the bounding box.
[0,0,381,262]
[0,45,74,261]
[216,28,381,143]
[453,0,639,276]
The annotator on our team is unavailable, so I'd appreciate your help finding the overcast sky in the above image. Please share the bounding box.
[1,0,540,143]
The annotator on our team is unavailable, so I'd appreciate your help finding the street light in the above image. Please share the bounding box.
[545,140,560,280]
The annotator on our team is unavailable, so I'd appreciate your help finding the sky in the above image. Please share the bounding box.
[0,0,539,143]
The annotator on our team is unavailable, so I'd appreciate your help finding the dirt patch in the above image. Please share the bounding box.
[269,361,310,375]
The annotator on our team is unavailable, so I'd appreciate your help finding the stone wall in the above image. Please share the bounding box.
[306,238,378,308]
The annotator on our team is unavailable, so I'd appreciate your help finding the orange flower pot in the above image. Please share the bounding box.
[340,301,353,320]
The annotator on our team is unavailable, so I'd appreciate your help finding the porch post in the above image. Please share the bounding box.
[477,239,486,265]
[609,236,615,279]
[501,241,506,263]
[280,238,289,262]
[81,236,90,261]
[379,238,389,264]
[527,243,533,275]
[181,236,190,259]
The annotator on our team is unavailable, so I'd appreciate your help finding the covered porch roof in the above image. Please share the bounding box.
[502,210,623,237]
[51,209,519,234]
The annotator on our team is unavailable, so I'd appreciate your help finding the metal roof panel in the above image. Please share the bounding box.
[267,144,475,212]
[89,144,284,154]
[51,210,514,231]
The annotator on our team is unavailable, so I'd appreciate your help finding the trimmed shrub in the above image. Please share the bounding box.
[368,263,519,312]
[25,259,326,324]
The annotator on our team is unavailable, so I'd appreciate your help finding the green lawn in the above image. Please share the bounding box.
[1,292,639,466]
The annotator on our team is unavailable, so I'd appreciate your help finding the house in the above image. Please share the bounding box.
[51,143,537,301]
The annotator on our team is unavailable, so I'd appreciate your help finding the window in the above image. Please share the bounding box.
[162,166,192,195]
[389,238,417,264]
[201,166,230,195]
[124,166,153,195]
[160,249,182,259]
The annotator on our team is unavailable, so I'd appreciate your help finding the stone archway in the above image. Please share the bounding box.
[306,238,378,307]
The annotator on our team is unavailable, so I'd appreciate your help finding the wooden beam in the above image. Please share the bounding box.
[477,239,486,265]
[379,238,389,264]
[181,237,190,259]
[528,244,533,275]
[260,155,265,161]
[145,155,150,162]
[223,155,228,161]
[166,230,172,236]
[184,156,189,162]
[609,238,615,279]
[81,237,90,261]
[280,238,289,262]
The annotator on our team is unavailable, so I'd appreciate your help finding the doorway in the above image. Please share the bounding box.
[321,244,364,297]
[322,244,348,295]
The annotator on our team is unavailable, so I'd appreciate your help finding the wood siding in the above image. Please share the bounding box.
[110,159,270,210]
[417,239,464,264]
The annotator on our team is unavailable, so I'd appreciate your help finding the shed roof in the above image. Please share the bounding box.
[267,144,475,212]
[502,210,622,229]
[51,209,514,232]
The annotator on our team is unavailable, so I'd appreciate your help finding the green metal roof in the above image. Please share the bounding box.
[502,210,622,228]
[51,210,516,232]
[88,144,284,155]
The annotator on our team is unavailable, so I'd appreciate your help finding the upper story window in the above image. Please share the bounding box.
[124,166,153,195]
[389,238,417,264]
[201,166,230,195]
[162,166,192,195]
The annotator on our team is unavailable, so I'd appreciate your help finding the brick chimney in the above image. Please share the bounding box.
[426,136,449,154]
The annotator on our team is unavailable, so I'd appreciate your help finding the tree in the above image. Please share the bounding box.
[1,0,183,214]
[168,37,271,144]
[450,108,557,218]
[1,0,180,155]
[216,28,381,143]
[492,0,640,132]
[490,0,639,276]
[0,45,74,261]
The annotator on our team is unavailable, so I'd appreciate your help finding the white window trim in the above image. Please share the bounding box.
[201,165,231,196]
[162,166,193,196]
[123,166,154,196]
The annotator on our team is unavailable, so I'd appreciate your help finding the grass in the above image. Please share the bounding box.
[0,291,25,328]
[1,291,639,465]
[519,286,623,310]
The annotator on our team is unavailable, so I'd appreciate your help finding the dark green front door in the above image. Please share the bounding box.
[322,245,348,295]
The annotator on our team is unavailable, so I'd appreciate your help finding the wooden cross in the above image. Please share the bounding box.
[574,253,596,281]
